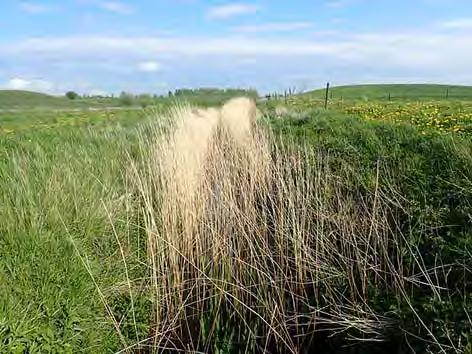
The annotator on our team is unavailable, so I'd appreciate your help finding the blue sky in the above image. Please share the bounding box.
[1,0,472,95]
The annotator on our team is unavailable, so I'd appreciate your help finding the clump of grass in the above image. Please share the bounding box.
[121,99,464,353]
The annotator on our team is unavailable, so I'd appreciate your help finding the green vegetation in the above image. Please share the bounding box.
[0,90,123,110]
[304,84,472,101]
[0,125,140,352]
[118,91,135,106]
[265,108,472,353]
[0,88,259,110]
[0,90,66,109]
[65,91,79,100]
[0,109,148,135]
[274,96,472,135]
[172,87,259,106]
[0,88,470,353]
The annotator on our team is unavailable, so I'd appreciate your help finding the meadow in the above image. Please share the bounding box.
[0,85,471,353]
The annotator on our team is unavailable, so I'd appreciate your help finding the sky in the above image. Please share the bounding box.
[1,0,472,95]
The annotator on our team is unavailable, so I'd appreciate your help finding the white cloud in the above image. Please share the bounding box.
[234,22,313,33]
[6,78,30,90]
[4,32,470,66]
[137,61,162,72]
[3,36,338,57]
[20,2,55,14]
[440,18,472,30]
[207,3,259,20]
[4,77,55,92]
[3,29,472,92]
[98,1,134,14]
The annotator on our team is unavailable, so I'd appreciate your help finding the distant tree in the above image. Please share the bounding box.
[138,93,152,100]
[119,91,134,106]
[65,91,79,100]
[138,94,152,108]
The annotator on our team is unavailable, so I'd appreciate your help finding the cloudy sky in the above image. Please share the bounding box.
[1,0,472,95]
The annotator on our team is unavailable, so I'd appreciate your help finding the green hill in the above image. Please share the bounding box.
[304,84,472,101]
[0,88,259,110]
[0,90,122,110]
[0,90,67,109]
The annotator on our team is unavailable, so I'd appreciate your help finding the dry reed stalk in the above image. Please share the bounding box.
[123,98,444,353]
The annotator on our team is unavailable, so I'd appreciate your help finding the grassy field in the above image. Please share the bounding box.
[0,89,258,110]
[272,97,472,135]
[304,84,472,101]
[0,90,126,110]
[0,87,471,353]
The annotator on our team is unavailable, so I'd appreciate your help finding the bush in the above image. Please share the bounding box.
[119,92,134,106]
[65,91,79,100]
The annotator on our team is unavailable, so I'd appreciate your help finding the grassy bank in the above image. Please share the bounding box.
[268,109,472,352]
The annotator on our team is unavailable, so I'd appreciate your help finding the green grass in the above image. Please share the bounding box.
[304,84,472,101]
[0,105,158,353]
[0,88,259,110]
[0,130,134,352]
[0,89,166,109]
[172,88,259,106]
[268,109,472,352]
[0,96,471,353]
[0,90,66,108]
[266,95,472,135]
[0,109,149,135]
[0,90,120,109]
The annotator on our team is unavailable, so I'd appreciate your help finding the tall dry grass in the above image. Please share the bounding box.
[124,98,447,353]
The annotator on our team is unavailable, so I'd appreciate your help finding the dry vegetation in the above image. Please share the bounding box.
[111,98,465,353]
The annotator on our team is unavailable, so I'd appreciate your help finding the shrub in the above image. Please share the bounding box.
[119,91,134,106]
[65,91,79,100]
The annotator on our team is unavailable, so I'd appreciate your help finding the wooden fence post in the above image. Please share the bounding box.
[324,82,330,109]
